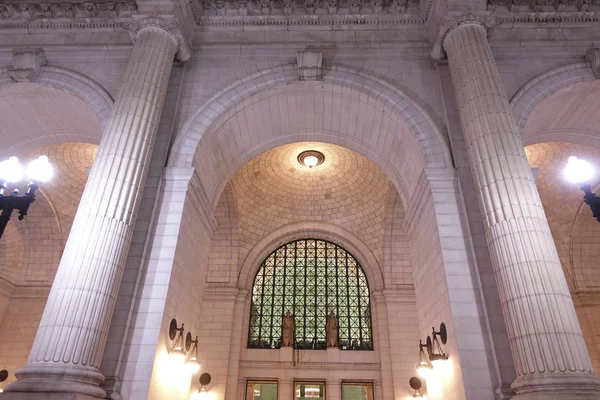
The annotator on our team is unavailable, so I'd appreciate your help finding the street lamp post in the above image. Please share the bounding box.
[565,156,600,222]
[0,156,53,239]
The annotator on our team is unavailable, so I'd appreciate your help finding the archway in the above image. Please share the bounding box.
[0,68,104,391]
[518,68,600,373]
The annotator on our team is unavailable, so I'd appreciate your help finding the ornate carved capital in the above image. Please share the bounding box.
[586,48,600,79]
[122,16,191,62]
[8,48,46,82]
[431,13,501,60]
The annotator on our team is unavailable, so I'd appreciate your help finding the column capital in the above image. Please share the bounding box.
[431,13,501,61]
[123,16,191,62]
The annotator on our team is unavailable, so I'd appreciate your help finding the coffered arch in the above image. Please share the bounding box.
[170,63,452,211]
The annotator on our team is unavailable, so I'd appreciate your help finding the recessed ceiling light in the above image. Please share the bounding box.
[298,150,325,169]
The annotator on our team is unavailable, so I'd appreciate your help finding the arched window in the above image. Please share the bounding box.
[248,239,373,350]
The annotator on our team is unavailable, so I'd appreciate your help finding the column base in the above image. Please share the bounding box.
[2,363,106,399]
[511,372,600,400]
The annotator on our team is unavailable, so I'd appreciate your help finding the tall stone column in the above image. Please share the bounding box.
[3,18,187,399]
[440,16,600,398]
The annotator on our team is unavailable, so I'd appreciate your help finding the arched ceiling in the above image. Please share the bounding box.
[0,83,100,158]
[187,80,431,210]
[230,142,393,265]
[524,80,600,147]
[525,142,600,291]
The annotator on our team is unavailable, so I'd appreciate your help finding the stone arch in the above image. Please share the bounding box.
[510,62,595,140]
[0,66,112,155]
[237,221,385,293]
[170,63,452,209]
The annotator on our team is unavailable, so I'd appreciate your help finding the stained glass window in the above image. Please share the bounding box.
[248,239,373,350]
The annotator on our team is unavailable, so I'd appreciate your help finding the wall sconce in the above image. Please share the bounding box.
[194,373,211,399]
[427,323,448,367]
[169,318,186,362]
[185,333,201,374]
[409,376,424,398]
[416,340,432,379]
[0,369,8,393]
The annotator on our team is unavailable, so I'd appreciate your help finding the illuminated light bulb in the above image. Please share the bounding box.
[169,351,186,364]
[0,156,24,183]
[430,357,447,369]
[186,360,200,374]
[416,361,432,379]
[27,155,53,183]
[303,155,319,168]
[565,156,596,184]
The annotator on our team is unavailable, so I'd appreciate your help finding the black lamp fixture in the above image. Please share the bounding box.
[168,318,186,360]
[427,323,449,367]
[0,156,53,239]
[416,340,433,379]
[564,156,600,222]
[194,372,211,399]
[0,369,8,393]
[409,376,424,398]
[185,332,201,373]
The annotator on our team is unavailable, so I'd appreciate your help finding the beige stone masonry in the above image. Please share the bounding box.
[2,24,179,398]
[444,20,600,399]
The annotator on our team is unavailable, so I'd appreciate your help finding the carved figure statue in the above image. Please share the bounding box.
[282,311,295,347]
[326,311,339,348]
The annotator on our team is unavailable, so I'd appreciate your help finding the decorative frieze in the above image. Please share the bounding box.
[488,0,600,12]
[194,0,419,17]
[0,0,137,21]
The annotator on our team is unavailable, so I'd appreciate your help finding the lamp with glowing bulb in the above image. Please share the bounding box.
[168,319,186,363]
[564,156,600,222]
[0,369,8,393]
[427,323,449,367]
[416,340,432,379]
[0,155,53,239]
[191,373,212,400]
[409,376,424,398]
[185,333,201,374]
[297,150,325,169]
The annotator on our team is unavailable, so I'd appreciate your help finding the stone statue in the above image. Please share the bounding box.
[326,311,339,348]
[282,311,295,347]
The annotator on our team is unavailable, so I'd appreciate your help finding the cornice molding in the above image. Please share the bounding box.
[488,0,600,13]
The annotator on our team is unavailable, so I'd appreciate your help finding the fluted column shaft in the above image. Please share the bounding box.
[444,22,600,398]
[5,26,178,398]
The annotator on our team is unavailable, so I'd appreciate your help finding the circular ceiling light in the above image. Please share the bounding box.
[297,150,325,169]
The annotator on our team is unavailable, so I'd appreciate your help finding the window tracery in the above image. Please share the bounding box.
[248,239,373,350]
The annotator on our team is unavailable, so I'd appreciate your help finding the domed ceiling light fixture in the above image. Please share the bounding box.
[298,150,325,169]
